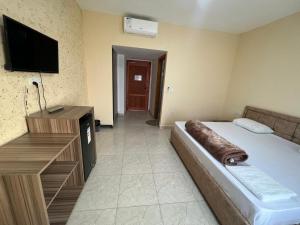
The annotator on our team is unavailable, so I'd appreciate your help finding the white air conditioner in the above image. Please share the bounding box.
[124,17,158,37]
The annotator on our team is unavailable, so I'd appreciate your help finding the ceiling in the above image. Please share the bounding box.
[77,0,300,33]
[113,46,166,60]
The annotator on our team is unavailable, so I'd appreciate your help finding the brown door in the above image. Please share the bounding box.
[126,60,151,111]
[154,54,166,119]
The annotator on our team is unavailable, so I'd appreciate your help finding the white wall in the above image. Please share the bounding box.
[149,59,158,116]
[117,54,125,114]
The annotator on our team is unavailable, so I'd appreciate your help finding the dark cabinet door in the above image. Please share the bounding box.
[80,114,93,180]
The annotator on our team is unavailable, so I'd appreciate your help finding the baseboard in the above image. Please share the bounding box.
[159,124,174,129]
[100,125,113,128]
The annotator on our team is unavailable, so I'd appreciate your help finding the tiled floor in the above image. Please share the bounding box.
[67,112,219,225]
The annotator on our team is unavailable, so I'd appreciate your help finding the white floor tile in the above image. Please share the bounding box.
[122,153,152,174]
[118,174,158,207]
[150,153,184,173]
[147,141,175,155]
[154,173,195,204]
[74,175,120,210]
[116,205,163,225]
[94,155,123,175]
[97,143,124,155]
[124,142,148,154]
[67,209,116,225]
[160,202,210,225]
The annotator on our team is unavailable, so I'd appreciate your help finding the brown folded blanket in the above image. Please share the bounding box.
[185,120,248,165]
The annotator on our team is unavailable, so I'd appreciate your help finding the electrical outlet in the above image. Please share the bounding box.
[28,77,41,86]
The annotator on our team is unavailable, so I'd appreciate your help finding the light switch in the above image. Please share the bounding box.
[167,86,173,93]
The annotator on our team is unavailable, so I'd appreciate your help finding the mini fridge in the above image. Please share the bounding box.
[79,113,94,181]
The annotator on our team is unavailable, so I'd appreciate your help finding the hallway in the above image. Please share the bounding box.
[67,112,218,225]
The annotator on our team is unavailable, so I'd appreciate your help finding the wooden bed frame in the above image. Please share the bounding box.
[170,106,300,225]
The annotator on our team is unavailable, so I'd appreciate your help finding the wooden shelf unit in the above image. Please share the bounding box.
[48,186,83,225]
[41,161,79,208]
[0,134,84,225]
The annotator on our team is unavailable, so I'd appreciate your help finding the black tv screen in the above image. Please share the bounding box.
[3,15,59,73]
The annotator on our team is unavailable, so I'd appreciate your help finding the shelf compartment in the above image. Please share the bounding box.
[48,186,83,225]
[41,161,79,208]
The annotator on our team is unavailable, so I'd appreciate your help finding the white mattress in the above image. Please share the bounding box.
[174,121,300,225]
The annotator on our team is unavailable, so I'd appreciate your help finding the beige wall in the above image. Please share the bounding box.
[223,12,300,119]
[82,11,239,126]
[0,0,87,145]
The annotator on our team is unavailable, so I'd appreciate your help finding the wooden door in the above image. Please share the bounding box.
[154,54,166,119]
[126,60,151,111]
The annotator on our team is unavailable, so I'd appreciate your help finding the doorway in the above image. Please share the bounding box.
[112,45,167,126]
[126,60,151,111]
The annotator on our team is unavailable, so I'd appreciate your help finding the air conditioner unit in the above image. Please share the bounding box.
[124,17,158,37]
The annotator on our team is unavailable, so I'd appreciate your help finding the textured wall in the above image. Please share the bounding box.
[0,0,87,145]
[223,12,300,119]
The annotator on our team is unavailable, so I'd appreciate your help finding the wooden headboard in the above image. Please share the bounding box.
[243,106,300,144]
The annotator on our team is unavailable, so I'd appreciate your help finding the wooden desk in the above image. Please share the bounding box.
[0,133,83,225]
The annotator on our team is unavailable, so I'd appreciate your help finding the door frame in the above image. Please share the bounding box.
[112,49,118,122]
[154,54,166,119]
[126,60,151,112]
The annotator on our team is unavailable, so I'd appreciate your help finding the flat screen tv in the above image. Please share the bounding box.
[3,15,59,73]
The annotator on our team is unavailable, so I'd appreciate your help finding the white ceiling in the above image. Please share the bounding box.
[113,46,166,60]
[77,0,300,33]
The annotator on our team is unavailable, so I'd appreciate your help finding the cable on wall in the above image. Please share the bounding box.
[39,72,48,110]
[24,86,28,116]
[33,81,42,112]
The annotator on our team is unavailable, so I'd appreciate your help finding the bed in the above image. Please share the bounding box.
[170,106,300,225]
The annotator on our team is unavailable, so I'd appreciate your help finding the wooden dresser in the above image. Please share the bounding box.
[0,106,97,225]
[26,106,97,166]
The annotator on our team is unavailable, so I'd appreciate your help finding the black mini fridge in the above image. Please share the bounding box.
[80,113,94,181]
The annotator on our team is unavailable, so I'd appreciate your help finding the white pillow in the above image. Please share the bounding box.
[233,118,274,134]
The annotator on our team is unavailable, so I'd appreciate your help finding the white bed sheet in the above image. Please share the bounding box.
[174,121,300,225]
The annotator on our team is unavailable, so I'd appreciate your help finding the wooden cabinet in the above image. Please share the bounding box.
[0,106,97,225]
[26,106,97,166]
